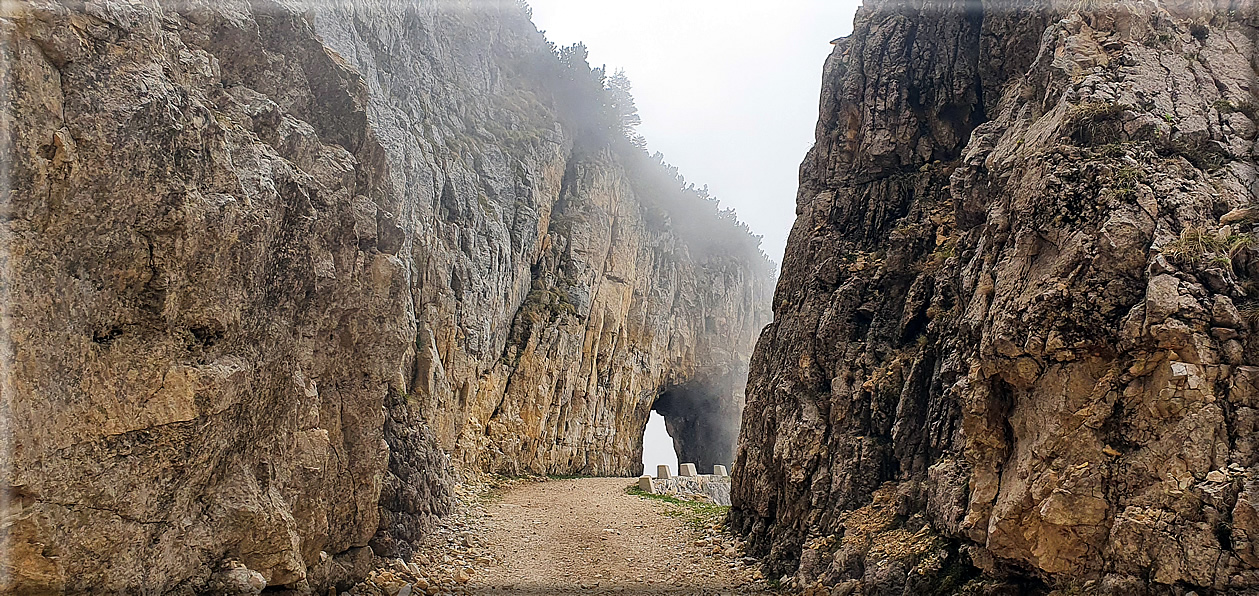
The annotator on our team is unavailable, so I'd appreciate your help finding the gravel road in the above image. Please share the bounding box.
[470,477,766,595]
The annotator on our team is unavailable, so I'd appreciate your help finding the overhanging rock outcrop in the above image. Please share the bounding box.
[0,0,773,592]
[732,0,1259,594]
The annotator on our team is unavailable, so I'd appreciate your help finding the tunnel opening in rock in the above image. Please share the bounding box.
[651,378,740,474]
[641,411,679,473]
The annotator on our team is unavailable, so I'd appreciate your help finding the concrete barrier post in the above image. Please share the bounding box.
[657,464,672,479]
[638,475,655,494]
[713,465,728,477]
[679,463,697,477]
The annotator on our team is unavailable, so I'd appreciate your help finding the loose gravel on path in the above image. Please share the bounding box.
[475,477,768,595]
[348,476,771,596]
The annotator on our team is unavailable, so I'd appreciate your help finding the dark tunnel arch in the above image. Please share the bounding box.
[650,377,741,474]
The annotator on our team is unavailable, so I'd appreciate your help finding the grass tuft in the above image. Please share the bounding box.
[1238,301,1259,326]
[1162,225,1254,275]
[625,485,729,531]
[1067,100,1129,146]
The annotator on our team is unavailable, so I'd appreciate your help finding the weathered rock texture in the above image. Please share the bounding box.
[0,0,772,592]
[306,1,772,479]
[732,1,1259,594]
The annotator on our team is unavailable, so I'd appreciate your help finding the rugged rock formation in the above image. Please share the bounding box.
[0,0,772,592]
[732,0,1259,594]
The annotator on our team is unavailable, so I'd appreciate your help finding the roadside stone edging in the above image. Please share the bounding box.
[639,464,731,505]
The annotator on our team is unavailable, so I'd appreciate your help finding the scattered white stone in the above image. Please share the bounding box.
[210,566,266,595]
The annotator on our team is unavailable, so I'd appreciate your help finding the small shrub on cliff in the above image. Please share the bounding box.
[1109,166,1143,200]
[1162,226,1254,277]
[1210,98,1259,129]
[1236,100,1259,122]
[1112,166,1142,189]
[1165,136,1227,171]
[524,287,578,318]
[1229,235,1255,258]
[1189,22,1209,41]
[1067,100,1128,146]
[1071,100,1125,122]
[1163,226,1212,265]
[1238,301,1259,326]
[921,237,957,273]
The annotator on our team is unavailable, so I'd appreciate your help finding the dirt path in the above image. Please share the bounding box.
[471,477,766,595]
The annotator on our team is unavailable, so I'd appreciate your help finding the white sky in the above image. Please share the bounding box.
[641,411,676,474]
[528,0,861,264]
[527,1,862,471]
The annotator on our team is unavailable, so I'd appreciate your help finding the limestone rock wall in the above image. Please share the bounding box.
[0,0,772,593]
[732,1,1259,594]
[305,0,772,477]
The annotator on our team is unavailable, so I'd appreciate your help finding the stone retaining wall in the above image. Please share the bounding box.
[638,464,731,505]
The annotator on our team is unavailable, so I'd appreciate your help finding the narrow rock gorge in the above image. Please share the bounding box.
[0,1,772,592]
[732,0,1259,594]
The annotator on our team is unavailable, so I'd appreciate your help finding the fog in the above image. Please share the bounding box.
[528,0,861,264]
[528,0,861,476]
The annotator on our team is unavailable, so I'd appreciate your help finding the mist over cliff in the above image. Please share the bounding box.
[17,0,1259,593]
[0,0,772,592]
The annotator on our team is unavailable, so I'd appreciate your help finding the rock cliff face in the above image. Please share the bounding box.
[732,0,1259,594]
[0,1,772,592]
